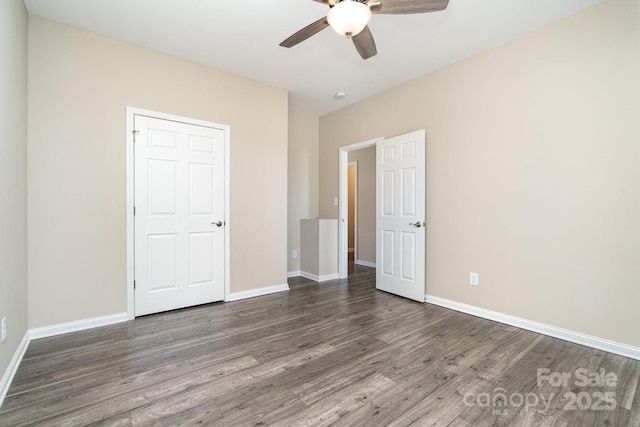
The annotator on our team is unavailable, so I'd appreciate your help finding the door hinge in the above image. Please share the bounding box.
[133,206,136,216]
[132,129,139,142]
[134,280,136,289]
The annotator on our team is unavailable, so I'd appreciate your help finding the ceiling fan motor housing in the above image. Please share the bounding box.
[327,0,372,38]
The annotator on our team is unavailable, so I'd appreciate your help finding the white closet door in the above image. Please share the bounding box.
[134,114,225,316]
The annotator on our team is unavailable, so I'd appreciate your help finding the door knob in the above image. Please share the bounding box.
[409,222,423,228]
[212,221,223,227]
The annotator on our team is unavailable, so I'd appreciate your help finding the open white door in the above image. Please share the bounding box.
[134,114,226,316]
[376,130,426,302]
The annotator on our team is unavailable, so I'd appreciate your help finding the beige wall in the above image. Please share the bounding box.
[348,147,376,264]
[28,17,288,329]
[287,110,319,274]
[320,0,640,347]
[0,0,28,383]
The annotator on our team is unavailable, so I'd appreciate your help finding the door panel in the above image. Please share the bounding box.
[135,115,226,316]
[189,163,214,214]
[189,232,215,286]
[401,231,416,281]
[401,167,416,216]
[376,130,425,302]
[148,234,178,291]
[382,230,395,275]
[382,170,395,215]
[148,159,177,215]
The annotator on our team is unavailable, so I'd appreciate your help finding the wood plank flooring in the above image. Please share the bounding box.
[1,265,639,426]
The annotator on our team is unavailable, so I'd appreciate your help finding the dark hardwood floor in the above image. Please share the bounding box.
[1,265,639,426]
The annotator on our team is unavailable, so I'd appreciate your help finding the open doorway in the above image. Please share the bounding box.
[347,148,376,275]
[348,162,357,263]
[338,137,382,278]
[339,131,426,298]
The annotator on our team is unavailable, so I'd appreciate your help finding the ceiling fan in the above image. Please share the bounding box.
[280,0,449,60]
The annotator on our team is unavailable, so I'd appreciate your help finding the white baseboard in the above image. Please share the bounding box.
[355,260,376,268]
[425,295,640,361]
[29,312,129,340]
[287,271,301,278]
[0,331,30,407]
[300,271,339,282]
[227,284,290,302]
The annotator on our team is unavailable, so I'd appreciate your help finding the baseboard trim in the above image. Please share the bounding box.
[300,272,339,282]
[0,331,30,407]
[355,260,376,268]
[29,312,129,341]
[287,271,301,278]
[227,284,290,302]
[425,295,640,361]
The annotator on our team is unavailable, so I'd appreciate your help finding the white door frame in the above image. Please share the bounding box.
[126,107,231,319]
[338,137,382,278]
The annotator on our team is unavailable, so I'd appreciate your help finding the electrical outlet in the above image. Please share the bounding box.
[333,197,339,206]
[1,317,6,343]
[470,272,479,287]
[292,250,297,259]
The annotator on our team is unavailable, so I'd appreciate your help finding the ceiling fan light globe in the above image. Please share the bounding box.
[327,0,372,38]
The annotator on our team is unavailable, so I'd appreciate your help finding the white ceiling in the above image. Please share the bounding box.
[24,0,605,116]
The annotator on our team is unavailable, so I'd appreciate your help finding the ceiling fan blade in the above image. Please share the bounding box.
[280,17,330,48]
[372,0,449,14]
[352,26,377,60]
